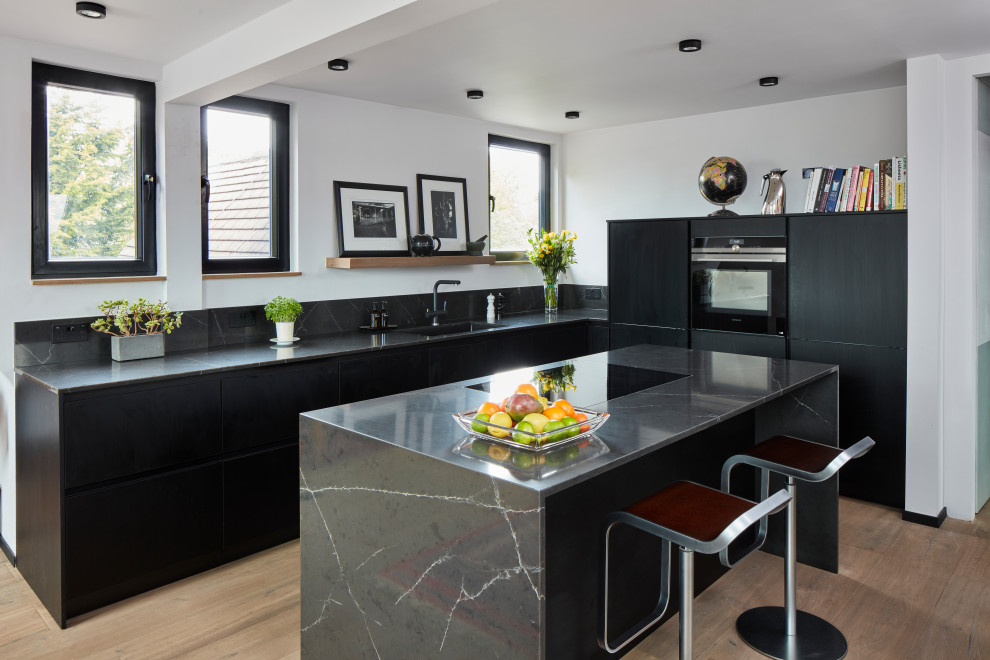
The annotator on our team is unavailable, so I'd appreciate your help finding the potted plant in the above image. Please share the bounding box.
[265,296,304,343]
[90,298,183,362]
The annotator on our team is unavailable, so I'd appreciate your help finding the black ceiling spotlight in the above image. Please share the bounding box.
[565,111,580,119]
[678,39,702,53]
[328,59,349,71]
[759,76,779,87]
[75,2,106,18]
[466,89,484,100]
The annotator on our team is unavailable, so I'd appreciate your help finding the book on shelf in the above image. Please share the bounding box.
[799,157,907,213]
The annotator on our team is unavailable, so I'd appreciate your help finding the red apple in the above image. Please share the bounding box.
[504,393,543,422]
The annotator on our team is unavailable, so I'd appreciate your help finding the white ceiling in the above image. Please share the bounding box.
[5,0,990,133]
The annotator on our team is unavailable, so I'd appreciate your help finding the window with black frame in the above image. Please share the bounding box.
[488,134,550,261]
[31,63,157,279]
[200,96,290,274]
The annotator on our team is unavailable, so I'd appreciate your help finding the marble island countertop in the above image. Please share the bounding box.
[302,344,838,495]
[15,309,605,393]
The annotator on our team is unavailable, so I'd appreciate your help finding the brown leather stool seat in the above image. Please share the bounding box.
[722,435,875,660]
[599,480,791,658]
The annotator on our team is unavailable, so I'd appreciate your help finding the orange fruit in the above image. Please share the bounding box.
[543,406,566,421]
[573,412,590,432]
[516,383,538,397]
[477,401,501,417]
[554,399,575,417]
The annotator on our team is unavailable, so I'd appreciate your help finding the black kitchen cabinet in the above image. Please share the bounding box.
[64,464,223,619]
[223,445,300,562]
[339,347,429,403]
[690,330,785,359]
[534,324,590,364]
[222,360,338,452]
[428,339,489,386]
[789,339,906,508]
[486,330,534,373]
[588,323,610,354]
[64,379,221,488]
[608,219,689,330]
[609,323,688,350]
[789,213,907,347]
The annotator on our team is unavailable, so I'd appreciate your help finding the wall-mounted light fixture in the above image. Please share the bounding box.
[328,59,349,71]
[759,76,779,87]
[565,111,580,119]
[678,39,702,52]
[466,90,484,100]
[75,2,106,18]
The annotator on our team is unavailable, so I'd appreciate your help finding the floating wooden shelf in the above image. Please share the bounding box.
[326,255,496,269]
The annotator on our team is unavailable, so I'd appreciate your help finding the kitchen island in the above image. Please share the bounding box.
[299,344,839,659]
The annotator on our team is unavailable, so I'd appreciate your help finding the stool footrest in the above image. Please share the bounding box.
[736,606,848,660]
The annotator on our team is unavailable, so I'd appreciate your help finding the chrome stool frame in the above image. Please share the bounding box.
[722,435,875,660]
[599,481,791,658]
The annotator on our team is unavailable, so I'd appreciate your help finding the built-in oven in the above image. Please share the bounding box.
[690,236,786,336]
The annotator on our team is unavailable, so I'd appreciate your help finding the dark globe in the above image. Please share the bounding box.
[698,156,747,215]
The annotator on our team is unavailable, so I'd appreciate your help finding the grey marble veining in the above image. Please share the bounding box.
[300,422,543,659]
[15,309,605,393]
[302,345,838,497]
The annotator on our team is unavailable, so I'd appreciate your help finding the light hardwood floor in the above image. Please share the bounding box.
[0,497,986,659]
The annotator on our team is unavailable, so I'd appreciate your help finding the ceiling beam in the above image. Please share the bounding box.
[160,0,498,105]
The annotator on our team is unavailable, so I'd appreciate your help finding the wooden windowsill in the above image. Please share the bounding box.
[492,260,530,266]
[203,271,302,280]
[32,275,167,286]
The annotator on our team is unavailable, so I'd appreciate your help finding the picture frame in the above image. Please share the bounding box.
[416,174,469,254]
[334,181,412,257]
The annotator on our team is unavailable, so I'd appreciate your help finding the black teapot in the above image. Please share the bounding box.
[409,234,441,256]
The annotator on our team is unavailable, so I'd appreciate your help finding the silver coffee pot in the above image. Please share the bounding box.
[761,169,786,215]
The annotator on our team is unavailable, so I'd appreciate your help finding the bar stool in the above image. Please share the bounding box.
[599,480,791,658]
[721,435,875,660]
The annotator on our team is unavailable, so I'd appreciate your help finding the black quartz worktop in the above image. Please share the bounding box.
[302,344,838,495]
[15,310,605,393]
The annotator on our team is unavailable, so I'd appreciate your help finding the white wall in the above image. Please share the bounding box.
[0,37,561,554]
[562,87,908,285]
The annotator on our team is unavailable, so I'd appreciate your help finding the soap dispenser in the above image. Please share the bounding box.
[486,293,495,323]
[380,301,389,328]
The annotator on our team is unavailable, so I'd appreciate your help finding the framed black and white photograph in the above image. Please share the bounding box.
[334,181,411,257]
[416,174,469,254]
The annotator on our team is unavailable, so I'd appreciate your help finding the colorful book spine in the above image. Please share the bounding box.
[817,168,835,213]
[866,169,875,211]
[872,161,880,210]
[857,168,871,211]
[884,159,893,210]
[825,168,845,213]
[806,168,823,212]
[835,170,853,211]
[893,157,906,210]
[845,166,860,211]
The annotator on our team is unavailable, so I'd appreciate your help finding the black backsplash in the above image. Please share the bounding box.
[13,284,607,368]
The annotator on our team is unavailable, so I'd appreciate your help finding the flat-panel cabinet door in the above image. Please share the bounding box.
[534,325,590,365]
[788,213,907,347]
[64,464,223,618]
[339,348,429,404]
[608,220,688,329]
[64,380,221,489]
[690,330,785,359]
[429,339,489,386]
[223,445,299,562]
[789,339,906,508]
[222,361,339,452]
[486,331,534,374]
[610,324,688,350]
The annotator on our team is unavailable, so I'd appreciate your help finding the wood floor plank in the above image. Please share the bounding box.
[0,498,985,658]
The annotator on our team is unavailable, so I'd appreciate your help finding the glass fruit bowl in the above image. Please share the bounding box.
[452,434,610,480]
[451,405,609,453]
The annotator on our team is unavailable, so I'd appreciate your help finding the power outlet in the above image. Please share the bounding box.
[52,323,89,344]
[585,287,603,300]
[229,310,257,328]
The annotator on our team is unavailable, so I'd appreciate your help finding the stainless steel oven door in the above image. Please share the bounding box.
[690,251,786,336]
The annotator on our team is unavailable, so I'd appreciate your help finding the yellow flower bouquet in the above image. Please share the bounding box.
[526,229,578,311]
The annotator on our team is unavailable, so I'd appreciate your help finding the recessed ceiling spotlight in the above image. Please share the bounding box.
[466,89,484,100]
[328,59,349,71]
[678,39,702,53]
[759,76,779,87]
[565,111,580,119]
[75,2,106,18]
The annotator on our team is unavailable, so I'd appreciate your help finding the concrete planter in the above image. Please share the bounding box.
[111,334,165,362]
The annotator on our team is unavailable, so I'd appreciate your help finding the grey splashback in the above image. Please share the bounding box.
[13,284,606,368]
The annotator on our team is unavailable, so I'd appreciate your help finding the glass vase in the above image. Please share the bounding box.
[544,281,558,313]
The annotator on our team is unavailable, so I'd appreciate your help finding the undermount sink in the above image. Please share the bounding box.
[401,321,503,337]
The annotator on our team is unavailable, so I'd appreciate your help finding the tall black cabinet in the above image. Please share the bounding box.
[607,218,689,349]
